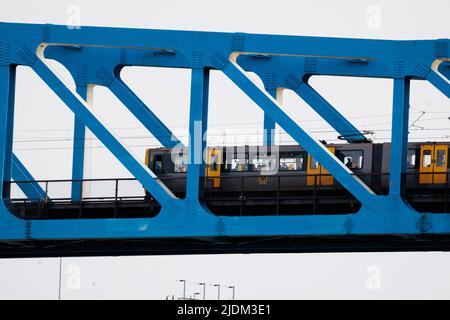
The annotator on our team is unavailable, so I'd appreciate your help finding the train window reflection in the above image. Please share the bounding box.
[153,155,163,173]
[436,150,446,167]
[309,157,319,169]
[226,157,248,172]
[174,153,187,173]
[422,150,432,167]
[210,154,219,171]
[336,150,363,170]
[407,149,416,168]
[280,153,304,171]
[250,155,278,173]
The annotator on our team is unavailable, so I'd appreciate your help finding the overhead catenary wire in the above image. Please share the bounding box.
[11,126,450,144]
[12,110,423,133]
[13,107,443,133]
[11,105,450,151]
[11,106,448,140]
[14,135,450,151]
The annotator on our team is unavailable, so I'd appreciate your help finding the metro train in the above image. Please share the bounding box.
[144,142,450,215]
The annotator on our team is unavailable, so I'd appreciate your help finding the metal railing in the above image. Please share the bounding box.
[203,172,376,216]
[4,177,146,202]
[3,171,450,218]
[3,177,155,219]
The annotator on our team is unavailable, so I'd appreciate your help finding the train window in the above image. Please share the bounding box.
[448,148,450,169]
[310,157,319,169]
[226,157,248,172]
[336,150,363,170]
[210,154,219,171]
[250,155,278,173]
[280,153,304,171]
[152,154,163,173]
[436,150,446,167]
[173,152,187,173]
[422,150,432,168]
[407,149,416,168]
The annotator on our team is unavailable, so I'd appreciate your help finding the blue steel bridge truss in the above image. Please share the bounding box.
[0,22,449,257]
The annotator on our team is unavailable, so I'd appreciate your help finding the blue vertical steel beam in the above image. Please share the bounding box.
[389,78,410,198]
[220,59,376,206]
[294,80,368,142]
[25,53,177,208]
[2,65,46,201]
[263,88,276,146]
[107,76,181,148]
[2,66,15,199]
[201,70,210,168]
[0,66,11,199]
[11,153,46,200]
[186,68,209,200]
[71,85,88,201]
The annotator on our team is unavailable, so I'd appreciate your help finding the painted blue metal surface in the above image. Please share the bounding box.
[427,70,450,99]
[0,22,448,243]
[71,85,88,201]
[439,62,450,80]
[186,68,209,202]
[263,88,276,146]
[238,56,369,143]
[11,154,46,201]
[30,55,178,208]
[2,65,15,200]
[294,82,368,142]
[107,77,182,148]
[389,78,410,198]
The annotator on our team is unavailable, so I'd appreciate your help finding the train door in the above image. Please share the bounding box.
[434,144,448,183]
[205,148,222,188]
[307,146,335,186]
[419,144,448,184]
[307,154,320,186]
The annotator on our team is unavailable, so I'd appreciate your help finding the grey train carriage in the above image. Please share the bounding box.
[144,142,450,216]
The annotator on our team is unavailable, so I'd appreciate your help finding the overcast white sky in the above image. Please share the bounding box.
[0,0,449,299]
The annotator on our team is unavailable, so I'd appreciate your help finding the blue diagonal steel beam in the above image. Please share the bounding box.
[294,81,368,143]
[427,70,450,99]
[220,59,376,206]
[237,56,368,143]
[439,62,450,80]
[22,49,177,209]
[43,47,183,149]
[11,153,46,201]
[107,75,182,148]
